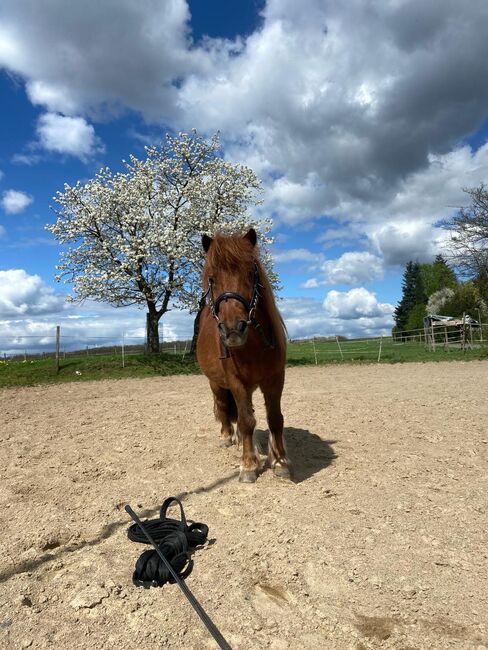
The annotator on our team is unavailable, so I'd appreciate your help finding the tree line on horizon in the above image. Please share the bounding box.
[394,184,488,335]
[394,253,488,335]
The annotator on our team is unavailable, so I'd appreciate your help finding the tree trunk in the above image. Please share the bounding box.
[190,296,207,355]
[146,311,161,354]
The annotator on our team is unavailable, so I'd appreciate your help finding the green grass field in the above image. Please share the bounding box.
[1,337,487,388]
[286,337,488,365]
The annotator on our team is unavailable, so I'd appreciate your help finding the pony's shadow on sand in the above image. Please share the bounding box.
[254,427,337,483]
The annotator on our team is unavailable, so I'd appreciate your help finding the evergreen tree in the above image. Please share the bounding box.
[421,255,458,297]
[394,261,426,330]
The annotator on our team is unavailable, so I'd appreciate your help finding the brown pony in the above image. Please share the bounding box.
[196,228,291,483]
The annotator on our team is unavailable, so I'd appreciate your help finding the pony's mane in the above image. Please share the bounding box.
[203,233,287,347]
[204,234,256,277]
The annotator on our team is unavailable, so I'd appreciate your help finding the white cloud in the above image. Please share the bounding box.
[316,225,363,249]
[0,0,199,121]
[310,251,384,286]
[0,0,487,263]
[280,294,394,339]
[369,221,444,266]
[36,112,103,159]
[11,152,42,165]
[301,278,319,289]
[323,287,394,320]
[0,297,195,355]
[0,269,66,317]
[27,80,80,116]
[1,189,33,214]
[273,248,320,263]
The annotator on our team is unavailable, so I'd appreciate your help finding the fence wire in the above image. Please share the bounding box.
[1,323,487,366]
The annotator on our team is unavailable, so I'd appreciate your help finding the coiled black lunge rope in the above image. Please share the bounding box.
[132,530,193,586]
[127,497,208,588]
[125,501,232,650]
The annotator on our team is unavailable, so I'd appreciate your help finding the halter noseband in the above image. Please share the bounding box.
[205,263,260,323]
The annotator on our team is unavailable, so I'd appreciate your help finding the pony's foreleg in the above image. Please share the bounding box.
[210,382,237,448]
[232,385,258,483]
[262,378,292,480]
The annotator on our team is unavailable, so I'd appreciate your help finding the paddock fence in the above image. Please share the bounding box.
[0,328,193,367]
[1,322,487,370]
[288,323,488,365]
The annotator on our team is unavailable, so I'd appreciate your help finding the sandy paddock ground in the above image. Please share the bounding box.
[1,362,487,650]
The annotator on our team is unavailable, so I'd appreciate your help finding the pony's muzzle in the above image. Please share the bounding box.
[218,320,249,348]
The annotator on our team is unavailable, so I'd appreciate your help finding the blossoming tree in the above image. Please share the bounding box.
[47,131,275,353]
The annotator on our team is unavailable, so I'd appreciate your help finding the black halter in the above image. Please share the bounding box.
[203,263,275,354]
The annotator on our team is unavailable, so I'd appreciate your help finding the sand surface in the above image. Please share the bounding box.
[1,362,487,649]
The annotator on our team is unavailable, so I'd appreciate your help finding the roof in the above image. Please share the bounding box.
[424,314,480,327]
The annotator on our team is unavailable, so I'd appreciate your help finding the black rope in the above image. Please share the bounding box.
[127,497,208,587]
[128,497,208,547]
[125,502,232,650]
[133,531,194,586]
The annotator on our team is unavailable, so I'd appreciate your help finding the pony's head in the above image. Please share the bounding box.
[202,229,258,349]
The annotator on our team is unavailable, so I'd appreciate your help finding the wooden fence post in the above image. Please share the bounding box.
[461,312,466,352]
[55,325,60,373]
[312,337,318,365]
[336,336,344,361]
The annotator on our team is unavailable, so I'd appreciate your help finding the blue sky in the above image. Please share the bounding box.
[1,0,488,352]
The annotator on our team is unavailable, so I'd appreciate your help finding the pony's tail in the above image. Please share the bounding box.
[214,389,238,423]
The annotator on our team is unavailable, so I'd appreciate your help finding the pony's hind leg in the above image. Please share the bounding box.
[211,383,237,447]
[262,377,292,480]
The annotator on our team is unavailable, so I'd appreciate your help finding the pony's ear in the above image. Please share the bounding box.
[202,234,213,252]
[243,228,257,247]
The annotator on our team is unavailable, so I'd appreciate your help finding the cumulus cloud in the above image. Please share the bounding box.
[369,221,443,266]
[1,0,487,262]
[305,251,384,286]
[1,189,33,214]
[0,297,195,355]
[0,0,199,121]
[273,248,320,263]
[36,113,103,159]
[323,287,394,320]
[179,1,488,184]
[280,294,394,339]
[316,225,363,249]
[0,269,66,317]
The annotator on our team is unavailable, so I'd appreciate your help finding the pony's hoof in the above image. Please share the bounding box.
[239,470,257,483]
[219,438,234,448]
[273,464,292,480]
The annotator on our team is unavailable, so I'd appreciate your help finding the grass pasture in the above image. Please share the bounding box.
[287,335,488,365]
